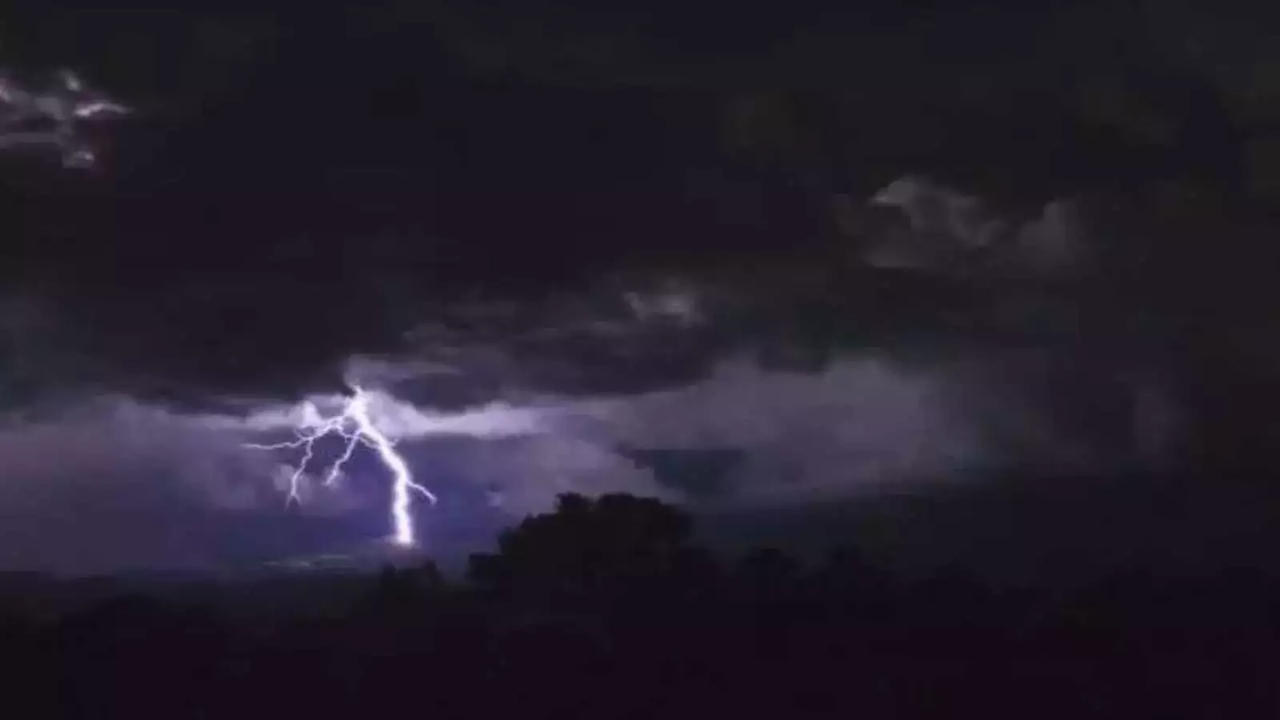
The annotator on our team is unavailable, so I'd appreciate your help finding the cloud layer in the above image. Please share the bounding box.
[0,331,1184,575]
[0,167,1201,574]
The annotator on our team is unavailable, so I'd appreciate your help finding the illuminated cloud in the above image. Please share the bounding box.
[0,67,130,167]
[0,396,280,574]
[565,355,987,504]
[863,175,1091,278]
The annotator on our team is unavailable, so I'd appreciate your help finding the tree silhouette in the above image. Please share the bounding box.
[467,493,711,613]
[0,490,1273,717]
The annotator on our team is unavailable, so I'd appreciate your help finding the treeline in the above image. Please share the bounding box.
[2,493,1277,718]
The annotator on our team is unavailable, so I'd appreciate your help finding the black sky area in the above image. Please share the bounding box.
[3,2,1280,578]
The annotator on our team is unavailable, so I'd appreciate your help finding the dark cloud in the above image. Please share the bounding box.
[0,7,1105,402]
[0,7,1204,405]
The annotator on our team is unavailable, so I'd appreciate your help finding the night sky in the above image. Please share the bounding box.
[3,2,1280,578]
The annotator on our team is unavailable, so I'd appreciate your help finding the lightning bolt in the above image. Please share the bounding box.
[246,385,435,547]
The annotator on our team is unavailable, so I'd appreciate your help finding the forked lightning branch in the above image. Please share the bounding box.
[246,386,436,547]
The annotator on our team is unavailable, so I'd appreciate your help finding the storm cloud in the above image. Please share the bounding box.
[0,5,1266,577]
[0,155,1199,574]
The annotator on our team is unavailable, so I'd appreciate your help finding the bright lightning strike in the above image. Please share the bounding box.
[218,377,553,546]
[246,385,435,547]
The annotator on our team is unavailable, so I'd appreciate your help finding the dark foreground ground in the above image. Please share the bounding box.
[2,492,1276,718]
